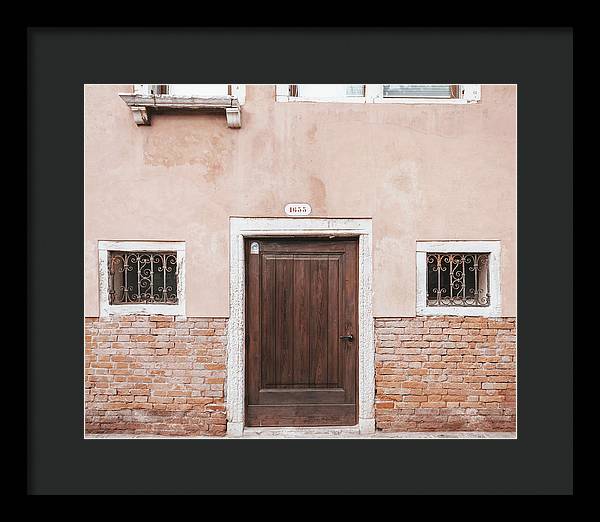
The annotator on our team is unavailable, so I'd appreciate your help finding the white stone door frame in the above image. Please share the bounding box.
[226,217,375,436]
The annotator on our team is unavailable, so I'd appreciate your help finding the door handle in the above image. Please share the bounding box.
[339,334,354,342]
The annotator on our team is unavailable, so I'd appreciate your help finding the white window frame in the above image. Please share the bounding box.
[98,241,186,317]
[133,84,246,105]
[416,240,501,317]
[276,84,480,104]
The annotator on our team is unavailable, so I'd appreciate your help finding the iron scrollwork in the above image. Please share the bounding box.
[427,253,490,307]
[108,251,178,305]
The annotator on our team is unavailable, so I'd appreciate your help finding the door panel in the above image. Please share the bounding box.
[245,238,358,427]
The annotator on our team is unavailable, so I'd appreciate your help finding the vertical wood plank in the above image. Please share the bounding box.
[327,255,340,386]
[261,255,276,387]
[293,256,310,385]
[310,258,328,385]
[276,257,294,385]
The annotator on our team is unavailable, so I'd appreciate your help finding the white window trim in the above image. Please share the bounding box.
[416,240,501,317]
[98,240,186,317]
[133,84,246,105]
[276,84,480,104]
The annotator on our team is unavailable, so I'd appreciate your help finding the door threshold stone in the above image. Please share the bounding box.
[241,426,361,438]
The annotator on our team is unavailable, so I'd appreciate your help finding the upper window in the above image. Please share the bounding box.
[383,84,459,99]
[99,241,186,316]
[134,84,245,103]
[294,84,366,98]
[416,241,501,317]
[140,84,230,97]
[276,84,480,104]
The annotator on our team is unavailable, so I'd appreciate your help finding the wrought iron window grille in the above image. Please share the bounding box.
[108,251,178,305]
[426,253,490,307]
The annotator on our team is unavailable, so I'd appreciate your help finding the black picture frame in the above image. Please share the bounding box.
[27,27,573,495]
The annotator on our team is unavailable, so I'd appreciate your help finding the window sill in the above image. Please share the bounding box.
[416,305,502,318]
[118,93,242,128]
[374,98,472,105]
[101,303,186,317]
[276,96,475,105]
[276,96,370,104]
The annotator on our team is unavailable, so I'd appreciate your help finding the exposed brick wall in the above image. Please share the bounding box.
[375,316,516,432]
[85,314,516,436]
[85,316,227,436]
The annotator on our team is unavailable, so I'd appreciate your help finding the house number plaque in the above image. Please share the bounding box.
[284,203,312,216]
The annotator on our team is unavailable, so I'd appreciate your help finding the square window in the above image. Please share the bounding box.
[416,241,501,317]
[99,241,185,317]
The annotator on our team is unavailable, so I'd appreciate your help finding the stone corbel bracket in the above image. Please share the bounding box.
[119,93,242,128]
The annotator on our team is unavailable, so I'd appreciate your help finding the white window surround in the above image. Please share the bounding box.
[416,240,501,317]
[226,218,375,437]
[98,241,186,317]
[276,84,481,104]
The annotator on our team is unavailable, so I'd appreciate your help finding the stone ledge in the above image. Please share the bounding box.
[118,93,242,128]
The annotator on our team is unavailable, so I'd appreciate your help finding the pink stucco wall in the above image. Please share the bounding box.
[84,84,516,318]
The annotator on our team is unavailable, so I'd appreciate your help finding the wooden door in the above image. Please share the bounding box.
[245,238,358,427]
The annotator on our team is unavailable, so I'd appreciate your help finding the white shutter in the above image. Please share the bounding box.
[275,84,290,101]
[364,84,383,101]
[231,84,246,105]
[296,84,362,98]
[167,84,228,96]
[461,84,481,102]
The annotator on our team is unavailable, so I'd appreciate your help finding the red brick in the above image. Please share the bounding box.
[375,316,516,433]
[85,315,227,437]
